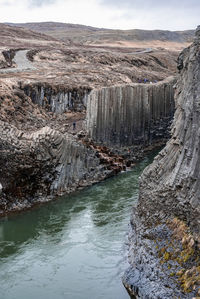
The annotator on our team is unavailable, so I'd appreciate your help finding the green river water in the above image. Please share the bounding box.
[0,153,156,299]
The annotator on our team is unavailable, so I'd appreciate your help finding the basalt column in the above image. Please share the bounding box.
[22,83,91,113]
[86,77,175,147]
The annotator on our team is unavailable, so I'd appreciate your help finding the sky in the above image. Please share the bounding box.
[0,0,199,30]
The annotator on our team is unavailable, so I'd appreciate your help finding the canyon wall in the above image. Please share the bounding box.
[22,83,91,113]
[86,78,175,147]
[123,27,200,298]
[0,120,109,215]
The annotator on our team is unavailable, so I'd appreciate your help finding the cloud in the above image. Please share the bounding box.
[1,0,20,5]
[100,0,200,9]
[0,0,198,30]
[29,0,56,7]
[99,0,199,30]
[1,0,57,7]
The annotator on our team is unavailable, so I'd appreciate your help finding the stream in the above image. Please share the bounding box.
[0,152,157,299]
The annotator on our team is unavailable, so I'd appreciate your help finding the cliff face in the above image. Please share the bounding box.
[0,120,110,215]
[23,83,91,113]
[86,78,175,148]
[123,27,200,298]
[0,50,15,69]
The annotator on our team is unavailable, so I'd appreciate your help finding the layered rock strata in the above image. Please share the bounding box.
[123,27,200,298]
[86,77,175,148]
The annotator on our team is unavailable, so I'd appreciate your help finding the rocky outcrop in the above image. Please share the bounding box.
[0,49,16,69]
[86,78,175,148]
[0,120,112,215]
[22,83,91,113]
[123,27,200,298]
[2,49,16,67]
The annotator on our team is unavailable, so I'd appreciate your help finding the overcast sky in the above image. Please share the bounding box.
[0,0,199,30]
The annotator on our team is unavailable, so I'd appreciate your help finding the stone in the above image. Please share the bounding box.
[0,120,111,215]
[22,83,91,114]
[123,26,200,299]
[86,77,175,148]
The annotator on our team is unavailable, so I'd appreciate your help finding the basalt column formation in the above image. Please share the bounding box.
[0,120,111,215]
[86,77,175,148]
[22,83,91,113]
[123,27,200,299]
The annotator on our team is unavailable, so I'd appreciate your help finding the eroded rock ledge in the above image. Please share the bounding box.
[123,27,200,299]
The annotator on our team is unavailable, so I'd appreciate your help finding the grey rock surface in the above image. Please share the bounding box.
[123,27,200,299]
[0,121,109,215]
[86,77,175,147]
[22,83,91,113]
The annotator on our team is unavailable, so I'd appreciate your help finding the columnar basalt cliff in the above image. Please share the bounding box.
[86,77,175,148]
[0,76,176,215]
[22,83,91,113]
[123,27,200,298]
[0,79,130,215]
[0,120,112,215]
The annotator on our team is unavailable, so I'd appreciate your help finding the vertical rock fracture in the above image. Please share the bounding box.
[123,26,200,299]
[86,77,175,147]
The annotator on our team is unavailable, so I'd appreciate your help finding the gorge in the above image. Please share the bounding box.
[0,75,175,215]
[0,22,199,299]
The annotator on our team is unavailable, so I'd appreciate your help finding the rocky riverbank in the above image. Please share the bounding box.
[123,26,200,299]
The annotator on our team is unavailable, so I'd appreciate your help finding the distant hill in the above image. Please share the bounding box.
[0,23,60,48]
[6,22,104,33]
[6,22,195,47]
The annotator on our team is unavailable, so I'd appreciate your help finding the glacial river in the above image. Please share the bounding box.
[0,153,156,299]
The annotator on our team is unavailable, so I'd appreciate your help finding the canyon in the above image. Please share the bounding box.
[0,22,199,299]
[0,23,179,215]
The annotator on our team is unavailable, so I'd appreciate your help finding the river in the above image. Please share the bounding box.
[0,153,156,299]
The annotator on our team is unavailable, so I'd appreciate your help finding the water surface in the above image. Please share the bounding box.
[0,154,155,299]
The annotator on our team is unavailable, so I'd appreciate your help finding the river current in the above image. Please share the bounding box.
[0,153,156,299]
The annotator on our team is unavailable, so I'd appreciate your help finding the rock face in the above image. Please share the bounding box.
[123,27,200,298]
[0,23,181,217]
[23,83,91,113]
[0,50,15,69]
[86,77,175,148]
[0,73,176,215]
[0,120,110,215]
